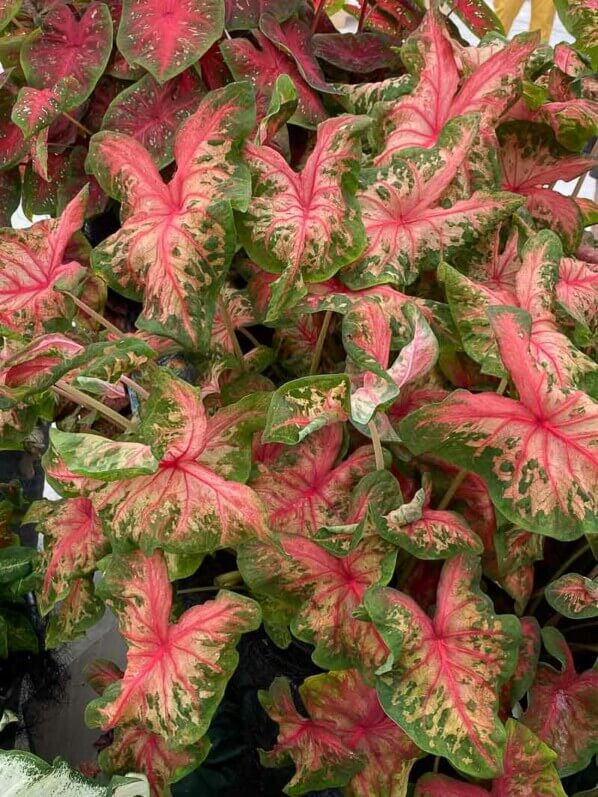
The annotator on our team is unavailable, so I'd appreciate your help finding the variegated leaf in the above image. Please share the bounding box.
[20,3,113,105]
[49,429,159,481]
[494,527,544,613]
[264,374,351,445]
[545,573,598,619]
[238,114,370,321]
[61,371,269,555]
[84,658,124,695]
[102,70,206,168]
[365,555,520,777]
[0,189,88,337]
[221,32,326,129]
[87,83,254,349]
[25,497,108,615]
[499,121,596,251]
[238,532,395,670]
[86,549,261,745]
[378,476,483,559]
[341,117,522,288]
[442,231,597,390]
[260,669,422,797]
[554,0,598,69]
[414,719,566,796]
[251,424,376,537]
[523,627,598,775]
[11,77,80,139]
[375,11,535,160]
[99,727,208,797]
[45,576,104,649]
[344,300,439,424]
[556,256,598,336]
[116,0,223,83]
[400,308,598,539]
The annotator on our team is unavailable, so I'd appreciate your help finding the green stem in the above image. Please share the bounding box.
[309,310,333,375]
[62,111,92,137]
[437,470,467,511]
[368,420,385,471]
[54,381,135,433]
[64,291,125,338]
[121,375,149,401]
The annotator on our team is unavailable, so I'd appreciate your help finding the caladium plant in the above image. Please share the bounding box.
[0,1,597,795]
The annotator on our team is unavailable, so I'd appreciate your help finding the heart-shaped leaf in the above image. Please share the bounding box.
[20,3,113,105]
[523,627,598,775]
[0,189,88,337]
[400,307,598,539]
[341,116,522,289]
[414,719,566,796]
[260,669,422,797]
[441,231,597,390]
[251,424,376,537]
[87,82,254,349]
[365,555,520,777]
[11,78,81,139]
[378,477,483,559]
[556,256,598,336]
[86,548,261,746]
[45,576,104,649]
[238,114,370,321]
[116,0,223,83]
[99,727,208,797]
[545,573,598,619]
[238,532,395,670]
[375,11,535,160]
[221,32,326,129]
[499,122,596,251]
[264,374,351,445]
[25,497,108,615]
[102,70,205,168]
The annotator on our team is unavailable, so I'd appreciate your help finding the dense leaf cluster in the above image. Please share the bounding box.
[0,0,597,795]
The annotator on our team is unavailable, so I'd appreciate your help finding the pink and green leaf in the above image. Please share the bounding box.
[494,527,544,612]
[87,82,254,350]
[238,114,370,321]
[25,496,108,614]
[102,70,206,168]
[20,2,113,105]
[99,727,208,797]
[378,480,483,559]
[449,0,504,37]
[251,424,376,537]
[556,256,598,335]
[224,0,303,31]
[365,555,521,777]
[0,168,20,227]
[264,374,351,445]
[341,116,523,289]
[545,573,598,619]
[238,532,395,671]
[49,428,159,481]
[116,0,223,83]
[415,718,566,796]
[375,11,535,159]
[11,78,80,139]
[261,669,422,797]
[499,122,596,251]
[400,307,598,539]
[0,189,88,337]
[523,627,598,775]
[86,549,261,745]
[221,32,326,130]
[554,0,598,69]
[84,658,124,694]
[81,371,269,554]
[45,576,105,649]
